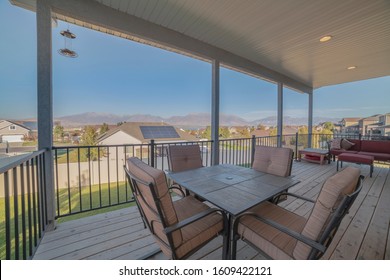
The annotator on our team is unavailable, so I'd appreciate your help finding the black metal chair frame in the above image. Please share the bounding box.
[124,166,229,260]
[232,175,364,260]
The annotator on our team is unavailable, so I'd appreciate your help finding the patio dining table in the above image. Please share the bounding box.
[166,164,300,259]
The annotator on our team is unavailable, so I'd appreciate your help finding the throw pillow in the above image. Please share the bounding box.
[341,138,355,150]
[330,138,342,150]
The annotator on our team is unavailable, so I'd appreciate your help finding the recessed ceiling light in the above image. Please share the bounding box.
[347,66,357,70]
[319,35,333,42]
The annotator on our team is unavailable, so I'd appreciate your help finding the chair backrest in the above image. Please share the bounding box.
[167,144,203,172]
[125,157,182,256]
[252,145,293,177]
[293,166,362,259]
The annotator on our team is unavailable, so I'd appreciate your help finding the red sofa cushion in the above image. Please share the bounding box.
[338,153,374,164]
[359,152,390,161]
[360,140,390,154]
[330,149,358,156]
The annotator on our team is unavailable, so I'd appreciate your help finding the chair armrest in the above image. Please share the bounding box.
[164,208,226,234]
[274,192,316,203]
[168,185,186,197]
[234,212,326,253]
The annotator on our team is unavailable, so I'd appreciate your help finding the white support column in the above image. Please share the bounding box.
[37,0,55,230]
[277,82,283,147]
[308,92,313,148]
[211,60,220,165]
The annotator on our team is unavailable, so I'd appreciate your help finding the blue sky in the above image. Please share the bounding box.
[1,1,389,122]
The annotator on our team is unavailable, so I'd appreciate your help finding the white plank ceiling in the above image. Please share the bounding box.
[10,0,390,91]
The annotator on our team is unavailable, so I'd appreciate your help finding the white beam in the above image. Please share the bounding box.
[277,83,283,147]
[211,60,220,165]
[36,0,55,230]
[308,92,313,148]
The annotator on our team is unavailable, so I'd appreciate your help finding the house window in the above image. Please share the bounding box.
[9,125,16,130]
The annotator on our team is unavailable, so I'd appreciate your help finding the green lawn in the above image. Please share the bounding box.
[0,180,134,260]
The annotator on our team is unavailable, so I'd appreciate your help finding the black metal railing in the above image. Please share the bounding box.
[52,140,214,218]
[2,132,390,259]
[0,150,48,260]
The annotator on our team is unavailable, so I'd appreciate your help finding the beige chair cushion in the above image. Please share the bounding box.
[173,196,223,259]
[252,146,293,177]
[167,145,203,172]
[293,167,360,259]
[237,201,306,259]
[126,157,182,252]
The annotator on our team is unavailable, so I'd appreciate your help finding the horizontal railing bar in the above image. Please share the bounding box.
[0,149,46,174]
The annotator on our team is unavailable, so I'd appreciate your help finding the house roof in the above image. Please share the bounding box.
[10,0,390,93]
[0,120,31,132]
[251,130,270,138]
[341,118,361,122]
[98,122,197,143]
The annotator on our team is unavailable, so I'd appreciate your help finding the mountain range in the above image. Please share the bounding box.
[55,112,341,128]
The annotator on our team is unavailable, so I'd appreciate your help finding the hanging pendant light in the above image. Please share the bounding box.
[58,28,78,58]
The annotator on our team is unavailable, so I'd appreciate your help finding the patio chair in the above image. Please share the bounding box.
[252,145,294,203]
[252,145,293,177]
[166,144,203,197]
[232,166,363,260]
[125,157,228,260]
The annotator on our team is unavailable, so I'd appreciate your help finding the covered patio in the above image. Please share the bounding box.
[32,160,390,260]
[5,0,390,260]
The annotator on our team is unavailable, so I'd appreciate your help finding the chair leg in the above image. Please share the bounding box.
[337,160,339,171]
[370,164,373,177]
[231,234,238,260]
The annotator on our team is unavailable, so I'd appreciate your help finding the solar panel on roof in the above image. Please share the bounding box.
[140,126,180,139]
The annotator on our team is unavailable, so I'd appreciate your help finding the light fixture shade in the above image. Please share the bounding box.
[58,28,78,58]
[58,48,78,58]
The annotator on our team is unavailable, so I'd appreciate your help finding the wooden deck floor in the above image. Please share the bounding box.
[33,160,390,260]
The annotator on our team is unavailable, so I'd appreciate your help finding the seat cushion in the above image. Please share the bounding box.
[173,196,224,259]
[339,153,374,164]
[237,201,307,259]
[358,152,390,161]
[330,149,358,156]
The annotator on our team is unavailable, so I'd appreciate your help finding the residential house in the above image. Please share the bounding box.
[0,120,31,143]
[358,115,381,136]
[339,118,360,134]
[97,122,197,145]
[97,122,198,158]
[376,113,390,137]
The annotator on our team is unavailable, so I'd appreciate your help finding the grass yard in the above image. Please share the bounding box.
[0,180,134,260]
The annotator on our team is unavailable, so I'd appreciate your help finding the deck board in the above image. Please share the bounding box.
[32,161,390,260]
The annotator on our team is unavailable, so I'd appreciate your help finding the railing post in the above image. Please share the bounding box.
[251,135,256,166]
[150,139,155,168]
[295,132,299,160]
[37,0,55,231]
[308,132,312,148]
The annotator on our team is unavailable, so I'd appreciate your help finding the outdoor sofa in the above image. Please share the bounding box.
[328,138,390,162]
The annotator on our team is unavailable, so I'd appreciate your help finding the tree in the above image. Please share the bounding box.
[201,126,211,139]
[219,127,230,139]
[323,122,334,131]
[53,125,64,142]
[100,123,109,135]
[81,126,98,160]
